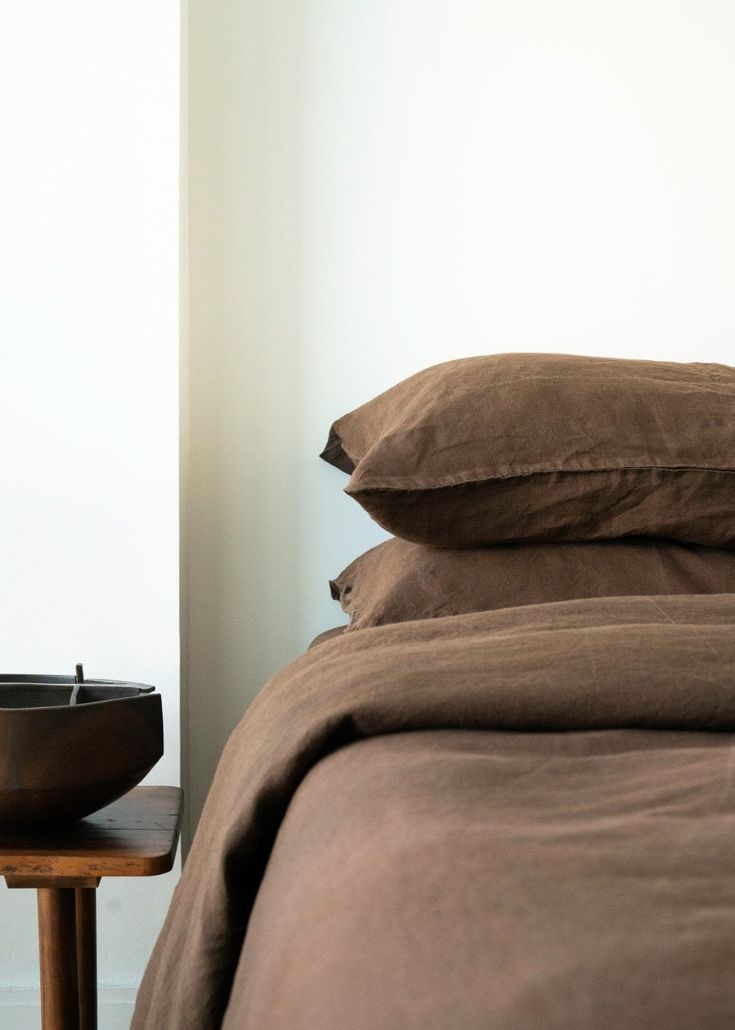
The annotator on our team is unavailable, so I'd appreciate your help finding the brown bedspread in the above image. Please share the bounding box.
[133,595,735,1029]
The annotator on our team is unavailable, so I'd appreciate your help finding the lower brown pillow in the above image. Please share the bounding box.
[330,538,735,630]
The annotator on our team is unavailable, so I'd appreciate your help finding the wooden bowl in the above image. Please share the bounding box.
[0,675,163,826]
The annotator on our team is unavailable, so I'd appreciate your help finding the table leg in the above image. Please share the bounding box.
[76,888,97,1030]
[37,887,80,1030]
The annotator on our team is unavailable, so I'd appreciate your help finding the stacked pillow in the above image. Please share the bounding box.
[322,353,735,630]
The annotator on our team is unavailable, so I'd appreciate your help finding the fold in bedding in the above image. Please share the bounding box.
[133,595,735,1030]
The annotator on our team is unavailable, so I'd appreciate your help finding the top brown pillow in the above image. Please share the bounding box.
[321,353,735,548]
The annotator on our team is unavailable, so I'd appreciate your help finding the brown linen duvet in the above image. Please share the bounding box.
[133,594,735,1030]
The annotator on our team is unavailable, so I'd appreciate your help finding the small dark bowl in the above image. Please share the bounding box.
[0,675,163,827]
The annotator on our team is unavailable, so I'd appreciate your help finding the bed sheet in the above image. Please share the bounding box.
[224,728,735,1029]
[133,594,735,1029]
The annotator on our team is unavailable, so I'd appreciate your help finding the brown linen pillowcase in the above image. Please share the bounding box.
[330,537,735,631]
[320,353,735,548]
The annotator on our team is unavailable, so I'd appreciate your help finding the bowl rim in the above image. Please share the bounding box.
[0,679,157,712]
[0,675,154,687]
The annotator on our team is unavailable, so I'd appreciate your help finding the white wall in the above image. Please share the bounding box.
[0,2,180,1024]
[185,0,735,832]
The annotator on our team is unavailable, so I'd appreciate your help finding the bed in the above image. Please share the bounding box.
[133,353,735,1029]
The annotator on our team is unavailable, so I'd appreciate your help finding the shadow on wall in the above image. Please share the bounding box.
[185,1,309,842]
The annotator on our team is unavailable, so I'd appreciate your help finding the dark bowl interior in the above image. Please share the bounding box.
[0,675,163,827]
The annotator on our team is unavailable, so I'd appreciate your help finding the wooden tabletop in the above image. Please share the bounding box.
[0,786,183,879]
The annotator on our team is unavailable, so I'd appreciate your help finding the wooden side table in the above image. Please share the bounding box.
[0,785,183,1030]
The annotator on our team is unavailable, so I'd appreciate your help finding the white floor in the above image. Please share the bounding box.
[0,986,136,1030]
